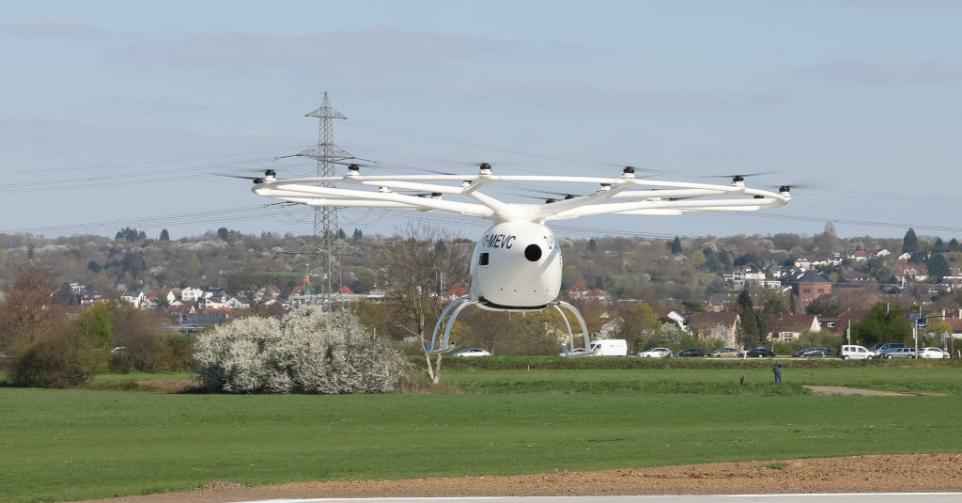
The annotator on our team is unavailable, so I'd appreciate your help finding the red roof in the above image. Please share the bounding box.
[447,284,468,297]
[340,285,354,295]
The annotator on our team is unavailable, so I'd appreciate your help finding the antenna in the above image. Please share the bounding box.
[300,92,353,308]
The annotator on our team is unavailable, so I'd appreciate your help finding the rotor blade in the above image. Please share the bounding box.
[701,170,783,179]
[772,182,823,190]
[213,173,261,180]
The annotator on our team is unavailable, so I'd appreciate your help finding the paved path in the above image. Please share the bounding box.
[232,494,962,503]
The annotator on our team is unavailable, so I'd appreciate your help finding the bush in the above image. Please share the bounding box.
[193,307,408,394]
[11,331,99,388]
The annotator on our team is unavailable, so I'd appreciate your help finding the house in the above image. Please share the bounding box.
[659,309,688,332]
[121,289,145,309]
[771,314,821,342]
[821,309,869,333]
[707,294,728,313]
[895,263,928,283]
[793,271,832,305]
[850,250,868,263]
[877,249,892,258]
[898,252,912,262]
[180,287,205,302]
[687,312,741,346]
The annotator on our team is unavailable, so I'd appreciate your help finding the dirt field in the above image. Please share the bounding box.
[77,453,962,502]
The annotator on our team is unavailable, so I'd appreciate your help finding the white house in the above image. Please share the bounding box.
[121,289,146,309]
[180,287,205,302]
[770,315,822,342]
[877,249,892,258]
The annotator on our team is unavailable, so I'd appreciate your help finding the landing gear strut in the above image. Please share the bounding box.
[423,297,591,355]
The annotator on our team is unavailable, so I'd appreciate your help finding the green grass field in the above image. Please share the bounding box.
[1,366,961,503]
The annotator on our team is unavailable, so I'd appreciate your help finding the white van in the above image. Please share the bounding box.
[587,339,628,357]
[840,345,872,360]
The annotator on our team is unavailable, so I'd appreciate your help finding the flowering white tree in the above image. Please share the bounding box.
[193,307,408,393]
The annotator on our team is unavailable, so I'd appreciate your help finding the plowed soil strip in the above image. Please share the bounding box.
[76,453,962,503]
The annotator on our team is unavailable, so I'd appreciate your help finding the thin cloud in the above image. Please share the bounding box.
[110,28,524,69]
[0,19,114,38]
[799,59,962,85]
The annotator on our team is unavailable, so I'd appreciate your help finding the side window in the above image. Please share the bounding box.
[479,252,489,266]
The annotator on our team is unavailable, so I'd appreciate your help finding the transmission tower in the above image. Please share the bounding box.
[300,92,353,306]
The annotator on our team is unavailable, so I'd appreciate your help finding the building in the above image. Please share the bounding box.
[793,271,832,305]
[687,312,741,346]
[771,314,821,342]
[180,287,205,302]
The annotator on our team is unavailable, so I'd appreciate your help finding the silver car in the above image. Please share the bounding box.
[881,347,916,359]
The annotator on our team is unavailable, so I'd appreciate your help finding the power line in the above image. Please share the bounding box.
[0,93,322,126]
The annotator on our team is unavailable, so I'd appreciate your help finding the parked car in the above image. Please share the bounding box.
[638,347,672,358]
[453,348,492,357]
[799,347,832,358]
[745,347,776,358]
[792,347,814,358]
[919,347,950,359]
[585,339,628,356]
[881,347,916,359]
[560,347,592,357]
[840,344,873,360]
[872,342,905,358]
[677,348,705,357]
[710,347,743,358]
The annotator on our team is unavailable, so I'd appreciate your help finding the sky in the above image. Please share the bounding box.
[1,0,961,241]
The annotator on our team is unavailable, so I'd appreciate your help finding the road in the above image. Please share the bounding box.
[233,494,962,503]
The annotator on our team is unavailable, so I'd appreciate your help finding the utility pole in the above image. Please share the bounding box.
[300,92,353,308]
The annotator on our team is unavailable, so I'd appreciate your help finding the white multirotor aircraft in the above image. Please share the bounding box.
[249,163,791,354]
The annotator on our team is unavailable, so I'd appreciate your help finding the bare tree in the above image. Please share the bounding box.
[382,223,469,384]
[0,267,61,352]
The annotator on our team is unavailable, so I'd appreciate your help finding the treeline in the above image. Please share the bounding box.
[0,225,919,306]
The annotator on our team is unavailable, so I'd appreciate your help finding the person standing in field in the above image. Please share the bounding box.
[773,361,782,384]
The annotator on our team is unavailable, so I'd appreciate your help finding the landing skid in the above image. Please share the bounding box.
[423,297,591,354]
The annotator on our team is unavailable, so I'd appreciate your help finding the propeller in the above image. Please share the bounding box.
[510,187,583,199]
[700,170,782,183]
[212,169,276,184]
[772,182,821,193]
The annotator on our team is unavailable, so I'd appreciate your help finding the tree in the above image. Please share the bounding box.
[850,303,912,347]
[933,237,946,253]
[806,295,842,317]
[616,302,661,352]
[226,269,279,315]
[193,307,407,393]
[902,228,919,253]
[1,268,102,387]
[352,228,364,241]
[159,229,170,241]
[0,267,61,351]
[216,227,232,241]
[735,287,762,346]
[337,228,347,240]
[382,223,469,384]
[352,267,378,293]
[928,253,950,283]
[669,236,682,255]
[86,260,102,273]
[949,238,960,252]
[115,227,146,242]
